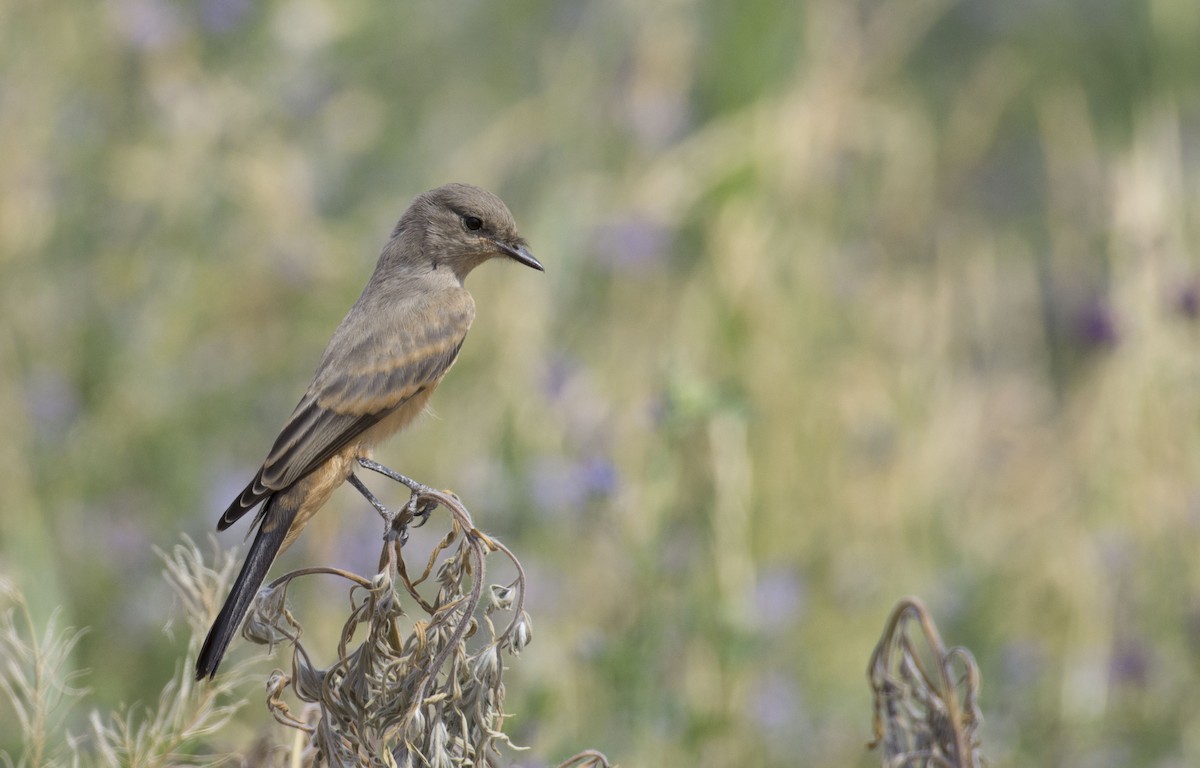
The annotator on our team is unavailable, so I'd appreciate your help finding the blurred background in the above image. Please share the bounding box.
[2,0,1200,764]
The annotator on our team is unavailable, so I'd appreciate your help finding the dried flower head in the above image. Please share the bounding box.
[867,596,984,768]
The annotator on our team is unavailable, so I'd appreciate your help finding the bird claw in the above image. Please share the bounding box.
[356,457,441,533]
[407,495,439,527]
[382,492,436,545]
[385,512,410,546]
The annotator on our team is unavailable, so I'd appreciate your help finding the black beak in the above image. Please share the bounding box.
[492,238,544,271]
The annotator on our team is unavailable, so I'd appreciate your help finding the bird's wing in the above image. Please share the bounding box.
[218,288,475,530]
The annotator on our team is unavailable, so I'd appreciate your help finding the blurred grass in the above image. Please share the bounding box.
[2,0,1200,764]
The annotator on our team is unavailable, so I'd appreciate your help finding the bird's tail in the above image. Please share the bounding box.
[195,495,297,680]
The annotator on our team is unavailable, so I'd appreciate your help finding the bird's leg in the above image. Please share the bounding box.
[356,457,430,494]
[347,472,410,543]
[347,473,393,521]
[356,457,439,526]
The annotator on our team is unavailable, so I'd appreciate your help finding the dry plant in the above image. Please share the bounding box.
[553,750,614,768]
[0,539,252,767]
[0,578,87,768]
[227,484,610,768]
[867,596,984,768]
[0,507,611,767]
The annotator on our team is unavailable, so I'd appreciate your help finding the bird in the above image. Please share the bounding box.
[195,183,542,680]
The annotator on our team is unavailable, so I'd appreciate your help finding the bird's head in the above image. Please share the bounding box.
[394,183,542,281]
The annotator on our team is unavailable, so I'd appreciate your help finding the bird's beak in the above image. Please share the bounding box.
[492,238,544,271]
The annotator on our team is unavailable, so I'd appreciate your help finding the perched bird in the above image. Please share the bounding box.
[195,183,542,680]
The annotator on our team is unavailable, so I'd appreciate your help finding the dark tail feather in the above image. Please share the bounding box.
[195,497,295,680]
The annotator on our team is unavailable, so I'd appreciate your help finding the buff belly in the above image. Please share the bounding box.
[277,385,438,552]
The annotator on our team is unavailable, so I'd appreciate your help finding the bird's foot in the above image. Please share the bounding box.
[347,473,411,545]
[408,495,438,528]
[357,457,441,529]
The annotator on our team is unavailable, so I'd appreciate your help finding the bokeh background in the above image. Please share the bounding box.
[3,0,1200,764]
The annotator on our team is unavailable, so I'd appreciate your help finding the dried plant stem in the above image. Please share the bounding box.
[867,596,984,768]
[238,484,537,766]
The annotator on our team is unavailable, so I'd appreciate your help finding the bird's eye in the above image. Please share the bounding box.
[463,215,483,231]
